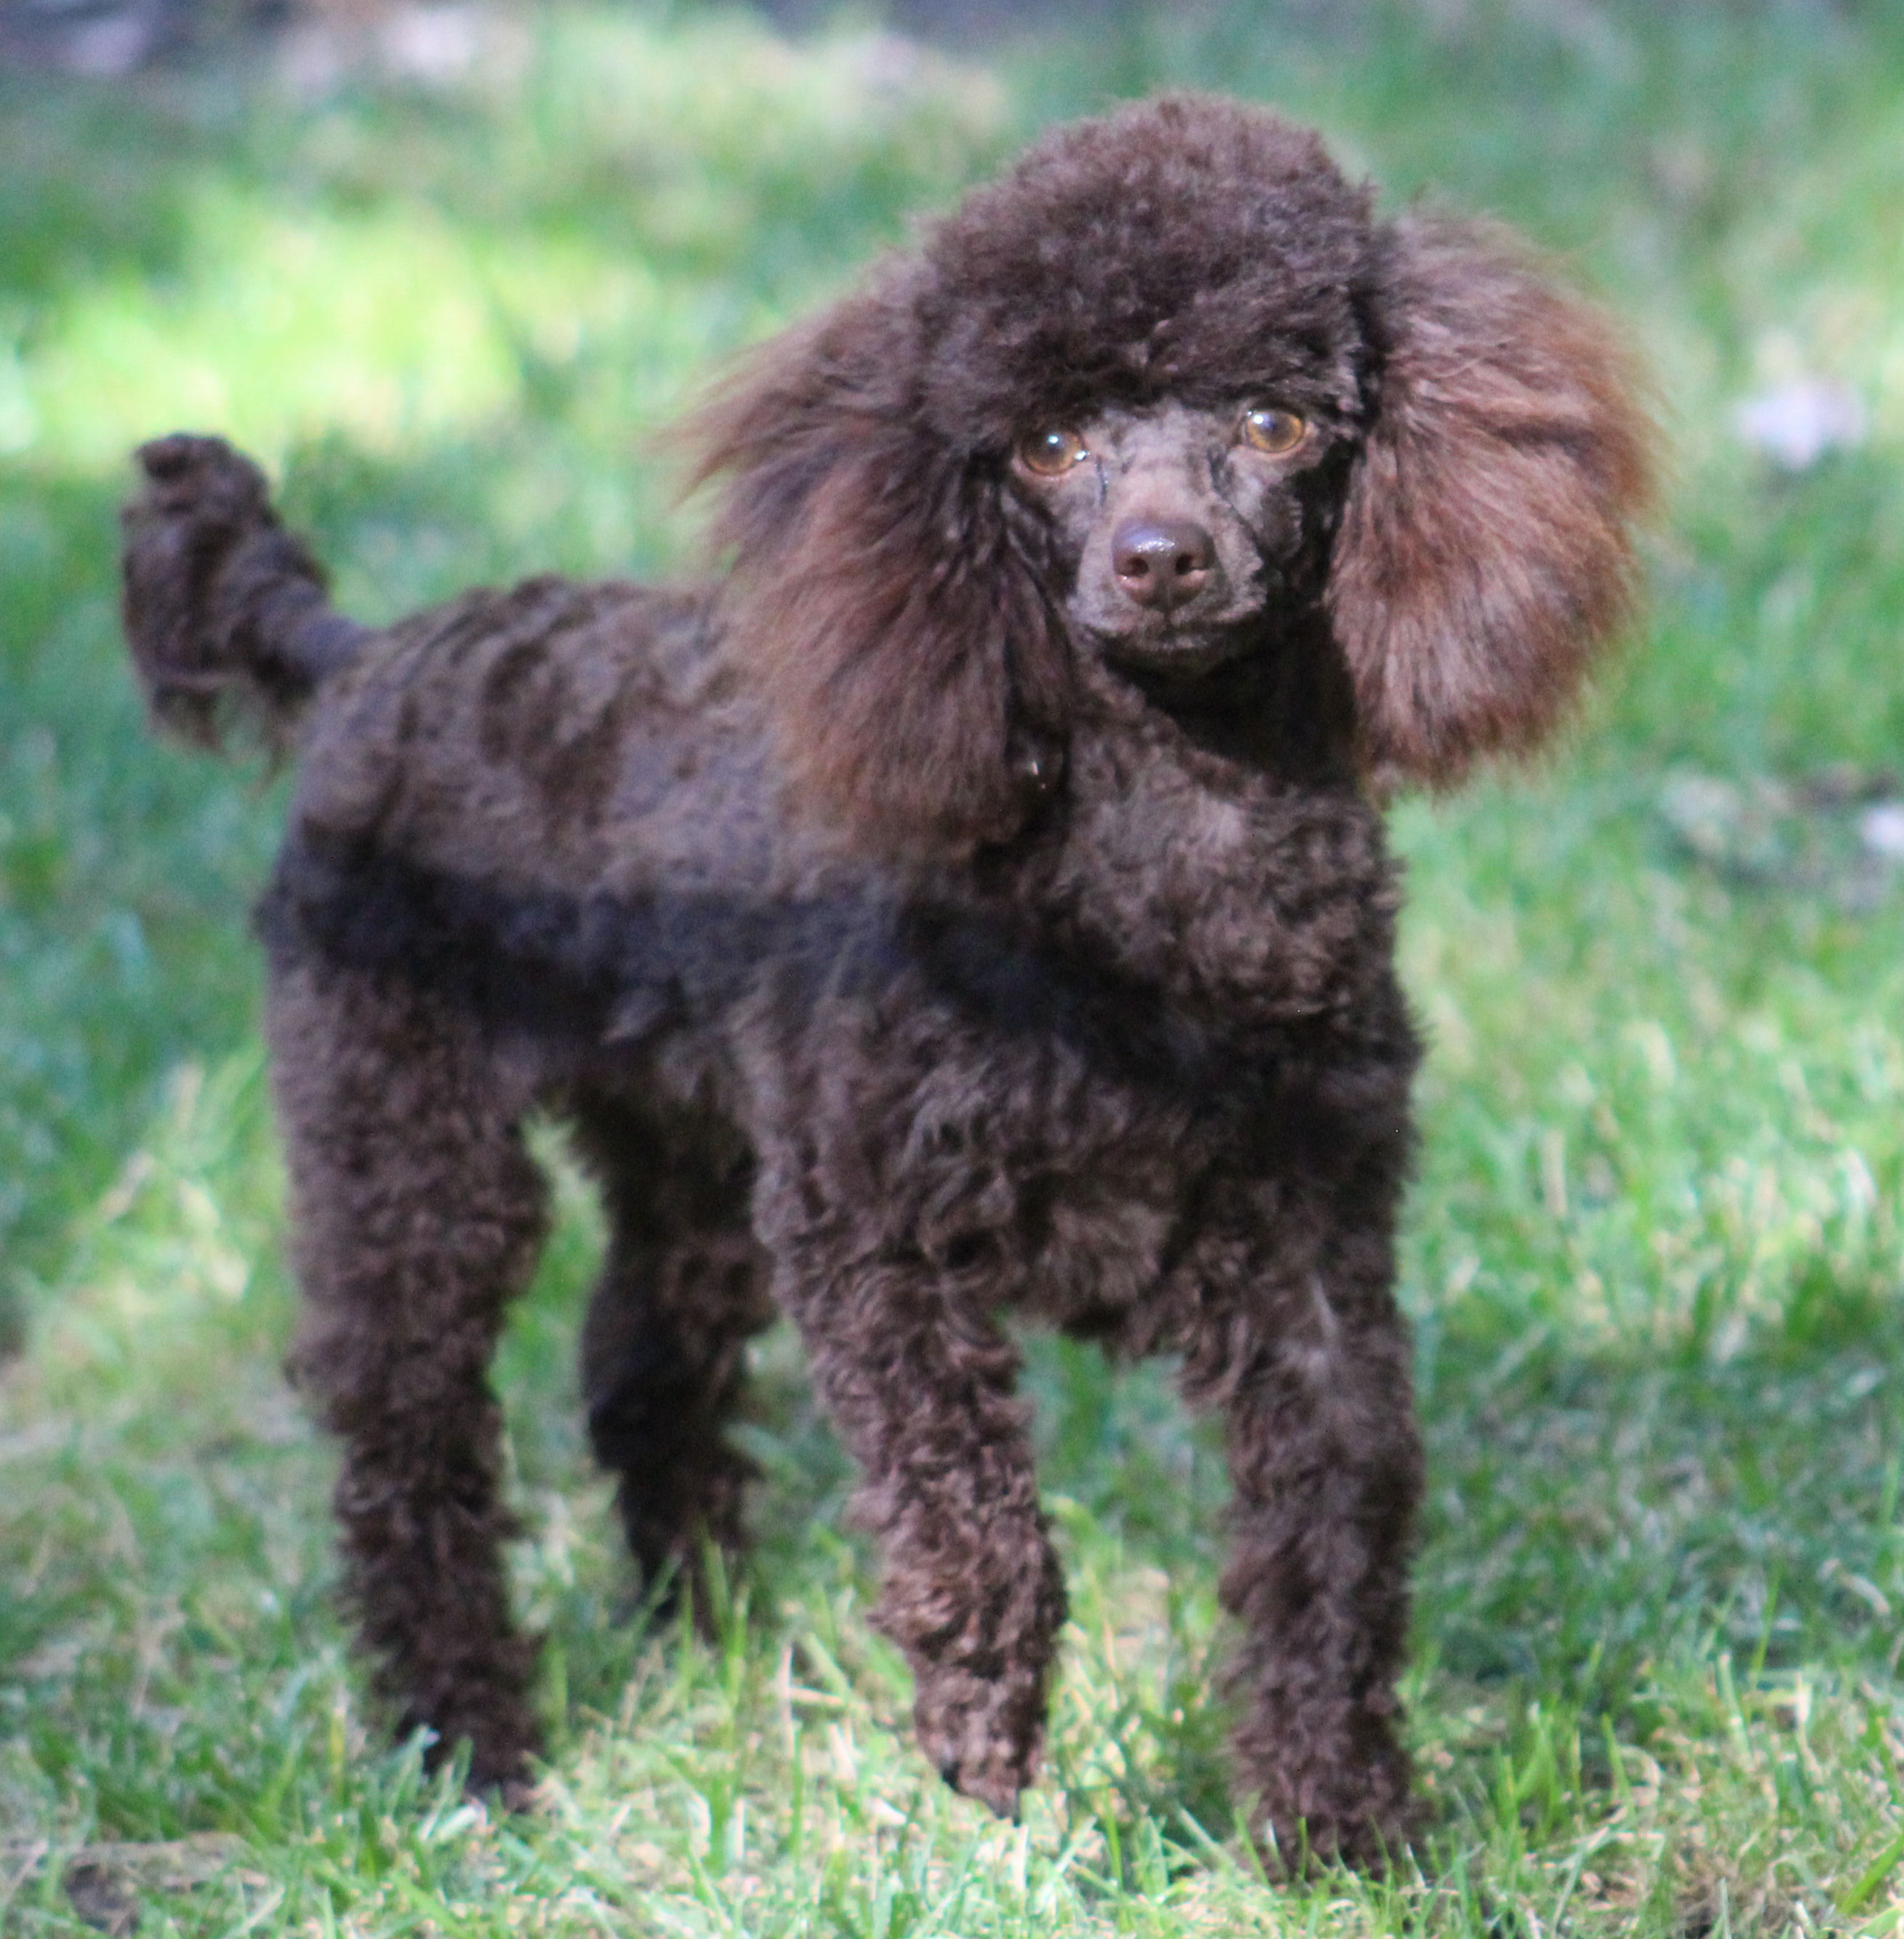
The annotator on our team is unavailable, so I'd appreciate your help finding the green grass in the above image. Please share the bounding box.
[4,1,1904,1930]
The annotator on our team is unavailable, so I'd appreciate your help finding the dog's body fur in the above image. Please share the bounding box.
[121,97,1652,1863]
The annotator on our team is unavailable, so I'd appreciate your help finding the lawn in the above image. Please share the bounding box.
[3,1,1904,1931]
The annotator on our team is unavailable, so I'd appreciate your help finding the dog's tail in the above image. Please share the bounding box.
[121,433,369,751]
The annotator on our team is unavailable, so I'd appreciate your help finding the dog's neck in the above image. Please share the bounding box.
[963,616,1397,1032]
[1089,606,1358,783]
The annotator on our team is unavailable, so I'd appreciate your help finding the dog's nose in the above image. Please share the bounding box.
[1112,519,1216,609]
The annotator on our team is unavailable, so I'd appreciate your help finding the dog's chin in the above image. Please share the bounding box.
[1094,617,1264,686]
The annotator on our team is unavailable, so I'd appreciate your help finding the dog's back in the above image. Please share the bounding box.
[122,435,839,1049]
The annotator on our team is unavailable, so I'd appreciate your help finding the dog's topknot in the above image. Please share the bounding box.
[912,95,1375,448]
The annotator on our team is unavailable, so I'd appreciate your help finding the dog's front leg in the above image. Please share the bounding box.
[1182,1253,1422,1870]
[782,1247,1067,1819]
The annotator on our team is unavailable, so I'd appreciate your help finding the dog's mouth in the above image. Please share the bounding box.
[1094,615,1266,683]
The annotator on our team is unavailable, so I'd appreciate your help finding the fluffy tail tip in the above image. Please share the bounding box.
[121,433,361,750]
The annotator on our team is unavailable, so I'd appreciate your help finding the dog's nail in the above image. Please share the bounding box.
[980,1780,1021,1822]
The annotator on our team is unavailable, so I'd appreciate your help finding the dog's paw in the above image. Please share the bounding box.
[912,1666,1045,1820]
[406,1695,544,1812]
[1245,1741,1418,1874]
[1254,1803,1415,1876]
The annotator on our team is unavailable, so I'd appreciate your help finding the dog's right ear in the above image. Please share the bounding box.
[1328,216,1658,789]
[683,286,1069,852]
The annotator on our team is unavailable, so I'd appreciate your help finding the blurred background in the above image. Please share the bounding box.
[2,3,1903,1932]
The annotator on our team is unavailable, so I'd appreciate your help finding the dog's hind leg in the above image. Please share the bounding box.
[268,963,550,1798]
[571,1100,772,1626]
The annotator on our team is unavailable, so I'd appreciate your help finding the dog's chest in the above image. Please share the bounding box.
[1032,742,1402,1029]
[740,876,1411,1340]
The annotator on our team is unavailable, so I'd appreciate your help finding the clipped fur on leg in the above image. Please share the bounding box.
[744,989,1079,1824]
[270,963,549,1795]
[572,1099,772,1625]
[779,1240,1068,1822]
[120,91,1655,1866]
[1205,1293,1423,1870]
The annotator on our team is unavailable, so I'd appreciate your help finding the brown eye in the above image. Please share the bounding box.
[1016,427,1089,477]
[1240,406,1307,456]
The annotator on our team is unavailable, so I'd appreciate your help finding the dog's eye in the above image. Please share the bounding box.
[1016,428,1090,477]
[1240,407,1308,456]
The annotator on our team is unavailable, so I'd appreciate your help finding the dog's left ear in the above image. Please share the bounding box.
[684,287,1069,852]
[1328,215,1657,787]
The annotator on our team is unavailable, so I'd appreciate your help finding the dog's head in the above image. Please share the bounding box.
[690,94,1655,849]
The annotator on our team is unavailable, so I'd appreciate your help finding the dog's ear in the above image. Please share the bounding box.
[1329,216,1657,787]
[684,288,1069,851]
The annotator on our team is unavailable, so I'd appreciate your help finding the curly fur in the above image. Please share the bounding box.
[120,94,1654,1867]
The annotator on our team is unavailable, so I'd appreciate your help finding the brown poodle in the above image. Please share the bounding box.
[120,95,1652,1866]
